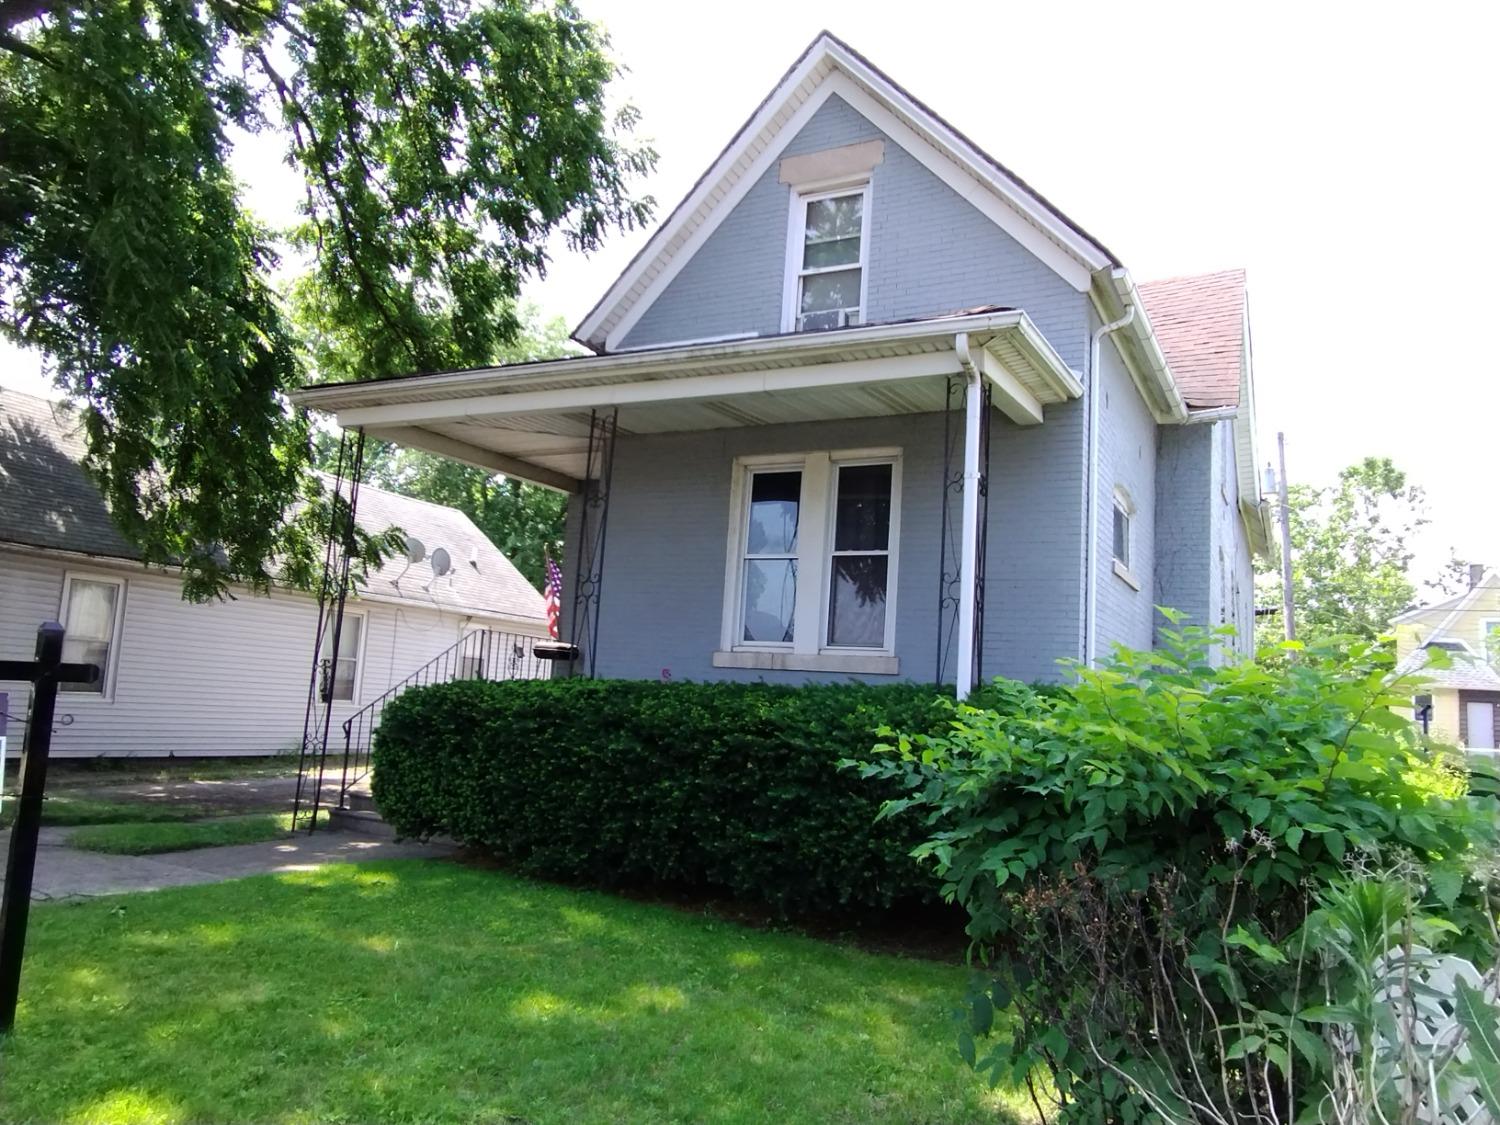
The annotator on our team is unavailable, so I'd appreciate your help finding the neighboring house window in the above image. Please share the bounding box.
[725,450,900,655]
[319,611,365,702]
[58,573,125,696]
[784,185,869,333]
[1483,619,1500,662]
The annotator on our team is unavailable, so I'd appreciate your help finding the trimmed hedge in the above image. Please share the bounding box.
[371,678,991,915]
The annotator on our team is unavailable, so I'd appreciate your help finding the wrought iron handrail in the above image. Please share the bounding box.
[321,627,550,815]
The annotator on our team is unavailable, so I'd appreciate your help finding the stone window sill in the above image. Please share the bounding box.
[1113,559,1142,591]
[712,650,900,676]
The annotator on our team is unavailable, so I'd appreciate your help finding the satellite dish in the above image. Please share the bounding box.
[429,547,452,578]
[404,536,427,563]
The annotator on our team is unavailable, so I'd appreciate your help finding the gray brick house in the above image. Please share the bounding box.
[293,32,1271,695]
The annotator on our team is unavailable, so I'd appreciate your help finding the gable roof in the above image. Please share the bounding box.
[1394,568,1498,638]
[1394,644,1500,693]
[0,385,141,560]
[0,386,545,623]
[322,473,546,624]
[1137,269,1247,410]
[574,30,1118,353]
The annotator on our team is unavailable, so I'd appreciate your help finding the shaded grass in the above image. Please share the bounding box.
[43,755,302,786]
[67,812,322,855]
[0,796,209,829]
[0,860,1032,1125]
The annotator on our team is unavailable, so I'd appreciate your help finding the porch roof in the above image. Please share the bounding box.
[291,309,1081,492]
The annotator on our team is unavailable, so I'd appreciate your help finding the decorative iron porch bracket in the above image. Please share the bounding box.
[570,407,618,678]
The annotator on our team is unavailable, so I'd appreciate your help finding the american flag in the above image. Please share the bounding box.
[543,552,562,640]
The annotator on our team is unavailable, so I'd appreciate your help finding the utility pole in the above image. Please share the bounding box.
[1276,432,1295,640]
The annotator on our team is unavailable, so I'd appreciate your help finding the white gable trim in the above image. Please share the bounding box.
[579,35,1110,352]
[827,75,1097,291]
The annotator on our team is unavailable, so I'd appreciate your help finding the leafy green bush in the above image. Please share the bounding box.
[850,623,1499,1120]
[373,678,1013,915]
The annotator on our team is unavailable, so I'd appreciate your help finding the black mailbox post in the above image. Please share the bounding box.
[0,622,99,1034]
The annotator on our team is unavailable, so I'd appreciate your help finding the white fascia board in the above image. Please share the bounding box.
[602,79,843,352]
[823,75,1096,293]
[822,40,1109,279]
[337,350,961,430]
[581,36,1110,352]
[1098,269,1189,424]
[294,309,1035,414]
[1007,312,1084,398]
[574,46,832,350]
[978,350,1043,426]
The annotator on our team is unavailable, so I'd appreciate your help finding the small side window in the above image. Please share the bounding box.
[1111,489,1133,568]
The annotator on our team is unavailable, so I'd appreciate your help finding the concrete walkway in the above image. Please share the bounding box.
[0,825,456,903]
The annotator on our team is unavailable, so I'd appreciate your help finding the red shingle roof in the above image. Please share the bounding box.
[1137,269,1246,410]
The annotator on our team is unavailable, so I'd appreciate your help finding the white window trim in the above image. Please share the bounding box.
[1482,618,1500,661]
[57,570,127,701]
[321,608,369,704]
[718,448,902,670]
[1111,487,1134,563]
[780,179,873,334]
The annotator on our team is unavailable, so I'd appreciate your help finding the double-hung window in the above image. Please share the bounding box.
[739,469,802,644]
[59,573,125,696]
[722,449,901,671]
[318,611,365,702]
[785,185,869,333]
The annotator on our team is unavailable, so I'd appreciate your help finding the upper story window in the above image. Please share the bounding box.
[784,185,870,333]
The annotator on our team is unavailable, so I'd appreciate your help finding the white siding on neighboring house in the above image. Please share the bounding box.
[0,548,547,757]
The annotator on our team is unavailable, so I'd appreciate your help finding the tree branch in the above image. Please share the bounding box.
[0,0,57,32]
[248,44,421,369]
[0,26,59,66]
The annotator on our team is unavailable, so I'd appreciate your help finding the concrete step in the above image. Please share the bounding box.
[345,789,378,814]
[327,806,396,839]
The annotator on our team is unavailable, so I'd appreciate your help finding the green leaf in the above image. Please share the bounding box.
[1323,830,1345,861]
[969,993,994,1036]
[1427,864,1463,909]
[1454,980,1500,1086]
[1225,924,1288,964]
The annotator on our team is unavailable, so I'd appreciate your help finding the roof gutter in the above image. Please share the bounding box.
[1084,305,1135,669]
[1102,268,1189,424]
[291,309,1045,412]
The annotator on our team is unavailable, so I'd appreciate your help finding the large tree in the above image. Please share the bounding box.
[1258,456,1427,646]
[309,307,570,590]
[0,0,652,599]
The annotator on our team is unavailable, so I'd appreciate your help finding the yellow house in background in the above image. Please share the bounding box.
[1394,565,1500,748]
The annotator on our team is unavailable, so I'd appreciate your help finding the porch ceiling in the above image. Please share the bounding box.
[291,310,1081,492]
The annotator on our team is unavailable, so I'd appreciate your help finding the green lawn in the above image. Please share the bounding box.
[0,861,1031,1125]
[66,812,320,854]
[0,796,208,829]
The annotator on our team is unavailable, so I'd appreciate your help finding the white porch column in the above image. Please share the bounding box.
[955,335,983,700]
